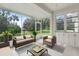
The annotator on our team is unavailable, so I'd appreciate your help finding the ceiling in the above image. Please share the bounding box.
[0,3,78,18]
[0,3,50,18]
[36,3,79,13]
[43,3,78,11]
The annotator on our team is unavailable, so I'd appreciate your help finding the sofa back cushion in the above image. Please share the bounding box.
[16,39,26,44]
[26,35,32,38]
[48,36,52,39]
[23,36,26,39]
[15,36,26,41]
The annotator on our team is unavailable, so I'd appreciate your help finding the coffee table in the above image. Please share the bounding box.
[27,45,48,56]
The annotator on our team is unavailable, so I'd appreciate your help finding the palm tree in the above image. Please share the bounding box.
[0,9,10,17]
[8,15,19,24]
[0,9,11,32]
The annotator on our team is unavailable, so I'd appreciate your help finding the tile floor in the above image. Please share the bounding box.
[0,39,79,56]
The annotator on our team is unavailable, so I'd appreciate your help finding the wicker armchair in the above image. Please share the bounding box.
[43,36,56,48]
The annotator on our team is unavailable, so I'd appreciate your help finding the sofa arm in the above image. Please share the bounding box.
[13,39,17,46]
[33,37,36,42]
[43,36,48,41]
[52,36,56,43]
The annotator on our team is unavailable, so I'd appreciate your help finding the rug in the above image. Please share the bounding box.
[15,43,51,56]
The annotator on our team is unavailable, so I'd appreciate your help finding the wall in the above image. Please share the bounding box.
[54,4,79,48]
[56,32,79,48]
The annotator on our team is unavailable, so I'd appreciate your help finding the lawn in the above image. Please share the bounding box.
[15,29,50,36]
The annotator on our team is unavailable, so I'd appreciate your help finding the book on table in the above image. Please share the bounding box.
[32,46,44,53]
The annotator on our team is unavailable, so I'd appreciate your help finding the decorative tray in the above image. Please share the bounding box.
[33,46,43,53]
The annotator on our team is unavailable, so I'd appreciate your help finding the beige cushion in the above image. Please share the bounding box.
[26,38,33,40]
[26,35,32,38]
[48,36,52,39]
[16,38,33,44]
[16,39,26,43]
[45,39,51,43]
[16,36,23,41]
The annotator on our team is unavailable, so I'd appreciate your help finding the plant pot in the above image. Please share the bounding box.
[34,36,36,42]
[9,40,13,48]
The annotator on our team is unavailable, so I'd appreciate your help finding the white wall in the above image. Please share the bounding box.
[53,4,79,48]
[56,32,79,48]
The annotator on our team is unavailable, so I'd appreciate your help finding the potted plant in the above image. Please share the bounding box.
[32,31,37,41]
[2,31,9,43]
[2,31,13,48]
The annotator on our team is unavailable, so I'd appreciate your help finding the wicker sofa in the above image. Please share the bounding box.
[13,36,36,48]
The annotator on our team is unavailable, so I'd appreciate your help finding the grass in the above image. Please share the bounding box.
[42,29,50,33]
[15,29,50,36]
[56,30,64,32]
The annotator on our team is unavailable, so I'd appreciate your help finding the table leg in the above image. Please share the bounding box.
[27,50,28,54]
[46,49,48,54]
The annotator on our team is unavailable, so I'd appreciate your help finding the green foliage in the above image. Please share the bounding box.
[32,31,37,36]
[7,24,21,35]
[0,34,4,42]
[23,18,35,31]
[42,18,50,30]
[0,9,10,17]
[42,30,50,33]
[0,15,9,33]
[2,31,13,41]
[0,9,11,34]
[8,33,13,41]
[0,31,13,42]
[23,18,50,32]
[8,15,19,21]
[0,9,20,35]
[56,16,64,30]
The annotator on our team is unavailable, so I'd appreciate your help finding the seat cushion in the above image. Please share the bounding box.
[45,39,51,43]
[16,39,27,44]
[48,36,52,39]
[26,38,33,41]
[16,36,23,41]
[16,38,34,44]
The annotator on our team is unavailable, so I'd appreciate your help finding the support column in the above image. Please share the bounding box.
[64,15,67,32]
[40,22,42,33]
[50,12,56,35]
[21,16,23,35]
[35,18,37,32]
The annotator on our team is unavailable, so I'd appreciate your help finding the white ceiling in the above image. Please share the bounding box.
[0,3,50,18]
[0,3,78,18]
[44,3,77,11]
[36,3,79,12]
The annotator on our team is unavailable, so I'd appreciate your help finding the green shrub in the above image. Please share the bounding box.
[7,24,21,35]
[0,31,13,42]
[8,32,13,41]
[32,31,37,36]
[0,34,4,42]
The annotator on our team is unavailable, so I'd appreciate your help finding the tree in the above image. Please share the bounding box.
[23,18,35,31]
[0,9,10,17]
[0,15,9,33]
[56,19,64,30]
[42,18,50,30]
[0,9,20,35]
[7,24,21,35]
[8,15,19,21]
[23,18,50,31]
[0,9,10,33]
[8,15,19,25]
[0,9,19,22]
